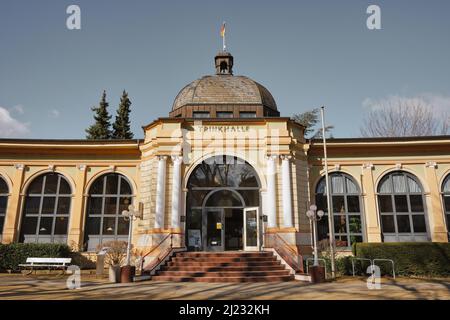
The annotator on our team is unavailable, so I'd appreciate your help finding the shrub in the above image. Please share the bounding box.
[353,242,450,276]
[0,243,71,271]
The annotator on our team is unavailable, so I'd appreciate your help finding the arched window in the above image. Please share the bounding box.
[441,174,450,238]
[315,173,363,248]
[84,173,133,251]
[19,173,72,243]
[0,176,9,237]
[377,171,428,242]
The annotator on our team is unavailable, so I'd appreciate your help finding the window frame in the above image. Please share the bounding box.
[377,171,429,241]
[0,176,9,237]
[441,174,450,238]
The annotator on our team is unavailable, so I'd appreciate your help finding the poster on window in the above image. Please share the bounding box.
[188,229,201,247]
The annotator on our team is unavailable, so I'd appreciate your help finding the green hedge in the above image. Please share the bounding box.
[0,243,71,271]
[353,242,450,276]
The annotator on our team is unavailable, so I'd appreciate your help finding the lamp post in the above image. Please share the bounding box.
[306,204,324,267]
[122,204,142,266]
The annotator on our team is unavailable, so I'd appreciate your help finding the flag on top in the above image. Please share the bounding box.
[220,22,226,38]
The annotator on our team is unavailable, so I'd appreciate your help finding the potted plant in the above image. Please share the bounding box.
[97,240,127,283]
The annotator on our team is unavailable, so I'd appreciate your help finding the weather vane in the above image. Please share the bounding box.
[220,21,226,51]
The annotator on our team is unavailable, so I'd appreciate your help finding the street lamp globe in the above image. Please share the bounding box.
[309,204,317,212]
[317,210,325,218]
[306,210,314,219]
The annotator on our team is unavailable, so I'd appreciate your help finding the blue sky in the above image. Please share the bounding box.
[0,0,449,139]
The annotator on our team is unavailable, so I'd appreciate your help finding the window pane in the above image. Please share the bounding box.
[381,215,395,233]
[0,217,5,234]
[394,195,408,212]
[407,177,422,193]
[217,111,233,118]
[205,190,242,207]
[188,190,209,207]
[187,208,202,230]
[378,195,393,213]
[120,178,132,195]
[334,215,347,234]
[315,194,328,212]
[447,214,450,232]
[118,197,132,215]
[42,197,56,214]
[28,176,44,194]
[39,217,53,235]
[335,236,348,247]
[347,196,360,213]
[412,215,426,233]
[0,178,8,193]
[54,217,68,235]
[332,196,345,213]
[44,174,59,194]
[410,195,424,212]
[444,196,450,212]
[317,218,329,241]
[87,197,103,215]
[104,197,118,215]
[90,177,104,194]
[0,196,7,214]
[392,175,407,193]
[193,111,210,118]
[349,235,363,245]
[397,215,411,233]
[117,217,129,235]
[105,175,119,194]
[102,217,115,235]
[331,175,344,194]
[59,178,71,195]
[346,177,359,194]
[86,217,101,235]
[24,197,41,215]
[237,190,259,206]
[349,215,362,233]
[378,177,392,194]
[57,197,71,215]
[22,217,38,234]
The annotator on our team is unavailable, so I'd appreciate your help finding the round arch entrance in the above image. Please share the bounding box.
[185,155,261,252]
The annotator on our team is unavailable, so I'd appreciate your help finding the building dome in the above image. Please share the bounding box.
[169,52,280,118]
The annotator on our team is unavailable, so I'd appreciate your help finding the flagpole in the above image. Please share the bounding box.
[222,21,226,51]
[320,106,336,278]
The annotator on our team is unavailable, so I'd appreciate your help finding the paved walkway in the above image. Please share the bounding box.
[0,274,449,300]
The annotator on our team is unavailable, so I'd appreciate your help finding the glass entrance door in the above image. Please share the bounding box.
[203,208,224,251]
[243,207,259,251]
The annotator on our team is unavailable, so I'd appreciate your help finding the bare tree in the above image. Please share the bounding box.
[360,101,449,137]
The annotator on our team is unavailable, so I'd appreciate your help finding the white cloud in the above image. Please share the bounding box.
[49,109,60,118]
[0,107,30,138]
[362,93,450,114]
[10,104,25,115]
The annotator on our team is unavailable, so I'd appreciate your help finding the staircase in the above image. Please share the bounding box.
[151,251,294,282]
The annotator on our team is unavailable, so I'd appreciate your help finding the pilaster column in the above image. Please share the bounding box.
[424,162,448,242]
[361,163,382,242]
[2,164,25,243]
[170,155,183,229]
[67,164,87,250]
[266,155,278,228]
[154,156,167,229]
[281,155,293,228]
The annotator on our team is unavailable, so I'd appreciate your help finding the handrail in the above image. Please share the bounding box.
[265,232,304,273]
[140,233,173,274]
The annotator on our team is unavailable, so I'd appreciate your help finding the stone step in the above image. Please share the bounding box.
[151,275,295,282]
[171,256,277,263]
[160,265,286,272]
[156,270,291,277]
[176,252,274,258]
[166,260,281,267]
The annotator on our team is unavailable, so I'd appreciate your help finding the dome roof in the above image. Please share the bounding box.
[171,75,278,111]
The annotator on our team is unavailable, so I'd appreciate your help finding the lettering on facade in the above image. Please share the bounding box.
[199,125,250,133]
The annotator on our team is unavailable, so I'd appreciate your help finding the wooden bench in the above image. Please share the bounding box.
[19,257,72,274]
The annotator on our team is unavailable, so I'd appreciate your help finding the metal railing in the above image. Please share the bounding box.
[350,257,396,279]
[306,257,328,278]
[140,233,173,274]
[265,232,303,273]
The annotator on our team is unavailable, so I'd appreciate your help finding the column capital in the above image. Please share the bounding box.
[280,154,292,161]
[362,163,374,170]
[425,161,438,169]
[14,163,25,171]
[171,155,183,163]
[77,164,87,171]
[157,155,168,161]
[265,154,279,161]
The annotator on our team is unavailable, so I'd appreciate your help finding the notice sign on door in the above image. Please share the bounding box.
[216,222,222,230]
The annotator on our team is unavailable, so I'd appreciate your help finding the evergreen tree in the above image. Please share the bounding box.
[86,90,112,139]
[292,108,334,139]
[112,90,134,139]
